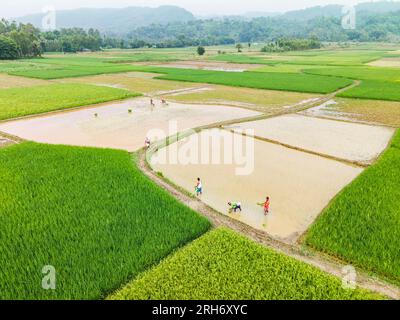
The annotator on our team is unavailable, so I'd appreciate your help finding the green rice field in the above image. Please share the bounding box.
[209,54,277,65]
[126,65,353,94]
[213,50,386,66]
[109,228,381,300]
[338,80,400,102]
[0,143,210,299]
[305,130,400,284]
[305,66,400,82]
[1,44,400,301]
[2,53,189,79]
[0,83,138,120]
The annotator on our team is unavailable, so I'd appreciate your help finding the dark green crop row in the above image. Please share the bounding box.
[0,143,210,299]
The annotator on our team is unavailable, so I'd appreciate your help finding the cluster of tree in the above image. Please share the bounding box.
[0,19,41,59]
[127,21,236,48]
[0,19,127,59]
[261,38,322,52]
[2,4,400,58]
[127,10,400,47]
[41,28,103,52]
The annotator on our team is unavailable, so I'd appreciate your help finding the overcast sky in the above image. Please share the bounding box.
[0,0,385,18]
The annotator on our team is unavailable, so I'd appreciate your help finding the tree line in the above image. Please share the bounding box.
[0,19,124,59]
[127,10,400,47]
[1,7,400,59]
[261,38,322,53]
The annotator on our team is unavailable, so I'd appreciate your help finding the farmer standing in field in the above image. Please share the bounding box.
[258,196,271,215]
[145,137,151,149]
[195,178,203,196]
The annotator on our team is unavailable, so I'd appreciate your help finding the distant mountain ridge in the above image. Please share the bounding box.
[13,1,400,36]
[15,6,195,35]
[281,1,400,20]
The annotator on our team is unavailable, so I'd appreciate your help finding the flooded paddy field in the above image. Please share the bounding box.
[0,98,260,152]
[151,129,363,243]
[228,114,394,164]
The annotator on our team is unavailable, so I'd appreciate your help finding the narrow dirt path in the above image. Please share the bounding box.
[0,131,23,147]
[222,128,369,168]
[148,85,213,98]
[138,149,399,299]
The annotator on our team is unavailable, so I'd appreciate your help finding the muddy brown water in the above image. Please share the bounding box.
[0,98,260,152]
[151,129,363,243]
[228,114,395,165]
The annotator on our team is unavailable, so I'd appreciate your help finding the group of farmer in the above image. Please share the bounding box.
[195,178,271,216]
[144,99,169,149]
[143,97,272,217]
[150,98,168,107]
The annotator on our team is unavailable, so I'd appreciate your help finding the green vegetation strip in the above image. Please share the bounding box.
[9,64,137,80]
[127,66,353,94]
[304,66,400,101]
[4,57,137,79]
[109,228,380,300]
[4,54,182,79]
[305,130,400,284]
[212,51,385,67]
[0,143,210,299]
[0,83,138,120]
[392,131,400,149]
[305,66,400,82]
[3,56,352,93]
[209,54,278,65]
[338,80,400,102]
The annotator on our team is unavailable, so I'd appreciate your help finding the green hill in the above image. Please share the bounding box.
[16,6,195,35]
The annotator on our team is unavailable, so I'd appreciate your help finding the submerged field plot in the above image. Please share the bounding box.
[151,129,362,243]
[0,98,260,151]
[228,114,394,165]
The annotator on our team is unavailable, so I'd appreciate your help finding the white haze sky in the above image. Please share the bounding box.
[0,0,388,18]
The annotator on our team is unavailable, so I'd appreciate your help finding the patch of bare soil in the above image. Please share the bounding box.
[0,132,20,147]
[368,58,400,67]
[0,74,49,89]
